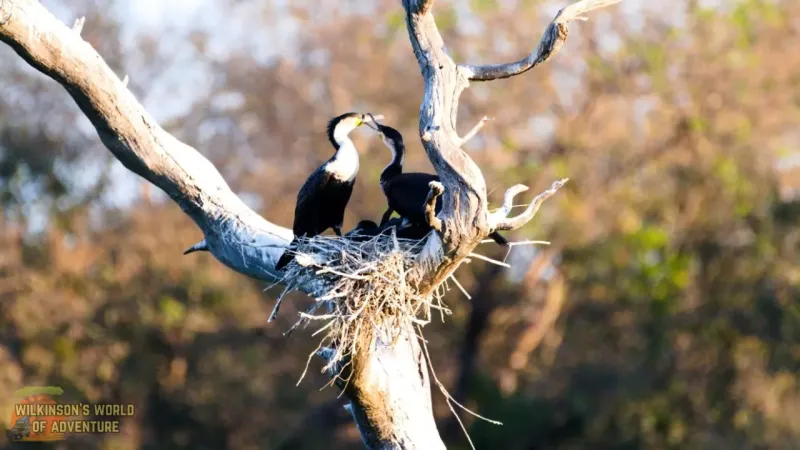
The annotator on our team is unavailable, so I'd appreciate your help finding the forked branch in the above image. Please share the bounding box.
[459,0,622,81]
[490,184,529,223]
[491,179,569,231]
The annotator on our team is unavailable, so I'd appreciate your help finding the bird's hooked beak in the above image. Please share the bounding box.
[361,113,384,132]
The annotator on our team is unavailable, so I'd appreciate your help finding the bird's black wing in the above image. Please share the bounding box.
[394,172,438,185]
[328,178,355,229]
[277,167,329,271]
[292,166,328,237]
[386,173,441,223]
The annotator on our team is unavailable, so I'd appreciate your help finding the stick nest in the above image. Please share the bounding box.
[276,230,448,381]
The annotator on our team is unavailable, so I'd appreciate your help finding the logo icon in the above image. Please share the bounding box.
[6,386,66,442]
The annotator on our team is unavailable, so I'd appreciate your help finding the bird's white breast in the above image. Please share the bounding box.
[325,139,359,182]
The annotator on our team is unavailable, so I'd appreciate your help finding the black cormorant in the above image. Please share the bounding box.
[344,220,382,242]
[372,123,509,247]
[345,218,433,242]
[275,112,379,270]
[389,218,436,240]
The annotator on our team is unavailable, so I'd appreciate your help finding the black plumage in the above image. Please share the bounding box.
[276,112,368,270]
[387,218,436,240]
[345,218,433,242]
[345,220,382,242]
[374,124,510,247]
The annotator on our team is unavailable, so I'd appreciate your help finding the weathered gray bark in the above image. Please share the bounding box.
[0,0,619,447]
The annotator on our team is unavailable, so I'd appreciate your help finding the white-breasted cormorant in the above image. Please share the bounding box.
[372,123,510,247]
[275,112,379,270]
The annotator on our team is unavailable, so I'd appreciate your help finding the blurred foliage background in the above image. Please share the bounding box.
[2,0,800,448]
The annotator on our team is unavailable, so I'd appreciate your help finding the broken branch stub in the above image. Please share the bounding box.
[72,16,85,35]
[425,181,445,232]
[458,116,493,147]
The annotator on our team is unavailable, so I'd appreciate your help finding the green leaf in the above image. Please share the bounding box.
[159,296,186,327]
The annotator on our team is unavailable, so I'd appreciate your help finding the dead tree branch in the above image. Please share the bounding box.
[0,0,297,284]
[460,0,622,81]
[490,184,530,223]
[491,179,569,232]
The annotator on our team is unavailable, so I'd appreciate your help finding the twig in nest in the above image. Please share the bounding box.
[278,232,441,384]
[449,274,472,300]
[269,282,295,322]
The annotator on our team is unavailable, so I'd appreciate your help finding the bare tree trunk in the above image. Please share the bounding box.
[0,0,619,447]
[344,323,444,449]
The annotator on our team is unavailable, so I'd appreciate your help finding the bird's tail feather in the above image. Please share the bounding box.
[275,238,298,271]
[489,231,510,247]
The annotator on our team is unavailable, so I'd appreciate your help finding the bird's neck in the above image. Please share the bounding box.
[380,143,404,184]
[326,136,359,182]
